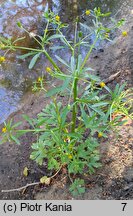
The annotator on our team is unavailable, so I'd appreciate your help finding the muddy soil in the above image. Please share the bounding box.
[0,17,133,200]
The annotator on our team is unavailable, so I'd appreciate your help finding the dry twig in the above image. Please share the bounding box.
[1,166,62,193]
[97,71,121,86]
[1,182,40,193]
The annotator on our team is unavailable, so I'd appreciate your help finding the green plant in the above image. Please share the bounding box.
[0,119,22,145]
[32,75,46,92]
[69,178,85,197]
[0,8,132,196]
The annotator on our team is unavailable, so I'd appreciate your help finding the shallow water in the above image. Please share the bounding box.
[0,0,133,124]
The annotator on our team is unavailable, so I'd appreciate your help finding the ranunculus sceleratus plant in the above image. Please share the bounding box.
[0,8,132,196]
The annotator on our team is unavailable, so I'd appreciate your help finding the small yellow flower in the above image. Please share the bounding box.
[0,56,5,63]
[98,132,103,138]
[85,10,91,15]
[122,31,128,37]
[68,154,73,159]
[46,67,52,73]
[2,127,7,133]
[55,15,60,22]
[37,77,43,82]
[99,82,106,88]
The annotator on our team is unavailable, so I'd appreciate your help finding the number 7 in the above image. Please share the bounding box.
[121,203,127,211]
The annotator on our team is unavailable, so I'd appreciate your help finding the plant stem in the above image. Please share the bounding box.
[5,45,42,52]
[42,49,61,72]
[71,37,98,133]
[52,97,61,130]
[22,27,43,47]
[73,22,77,57]
[5,45,61,72]
[81,37,98,70]
[71,76,78,132]
[58,29,74,53]
[1,182,40,193]
[1,166,62,193]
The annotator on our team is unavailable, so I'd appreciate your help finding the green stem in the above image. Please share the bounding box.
[5,45,42,52]
[75,32,92,47]
[5,45,61,72]
[71,37,98,133]
[81,37,98,70]
[43,21,49,41]
[52,97,61,130]
[71,76,78,132]
[73,22,77,57]
[42,49,61,72]
[22,27,43,47]
[58,29,74,53]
